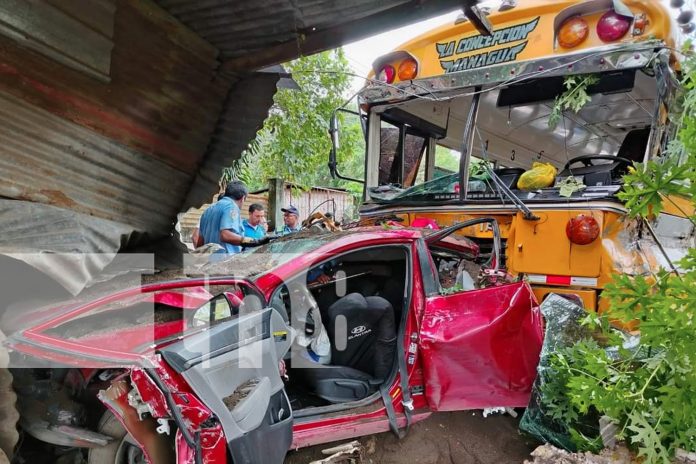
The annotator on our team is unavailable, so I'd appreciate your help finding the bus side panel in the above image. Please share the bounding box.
[509,211,603,278]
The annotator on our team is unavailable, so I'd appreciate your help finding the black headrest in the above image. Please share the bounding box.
[365,296,392,313]
[327,293,367,315]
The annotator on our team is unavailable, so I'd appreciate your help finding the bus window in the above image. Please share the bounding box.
[378,120,427,187]
[433,146,461,178]
[414,144,460,185]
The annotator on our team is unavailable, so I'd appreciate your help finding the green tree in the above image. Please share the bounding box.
[539,49,696,463]
[225,49,365,195]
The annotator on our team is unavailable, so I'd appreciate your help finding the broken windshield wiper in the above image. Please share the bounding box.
[474,128,539,221]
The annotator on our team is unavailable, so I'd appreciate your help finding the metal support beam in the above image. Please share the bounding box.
[459,87,481,201]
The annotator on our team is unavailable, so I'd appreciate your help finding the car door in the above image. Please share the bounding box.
[158,291,294,464]
[418,219,544,411]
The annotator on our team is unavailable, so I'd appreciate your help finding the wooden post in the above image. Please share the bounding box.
[268,177,284,232]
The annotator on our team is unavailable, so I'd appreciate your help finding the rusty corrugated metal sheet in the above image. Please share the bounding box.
[0,0,284,292]
[156,0,463,70]
[0,0,230,177]
[0,0,116,81]
[0,90,189,234]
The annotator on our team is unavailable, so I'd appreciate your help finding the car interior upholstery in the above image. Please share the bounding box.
[272,246,408,410]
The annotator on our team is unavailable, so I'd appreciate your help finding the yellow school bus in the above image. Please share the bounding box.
[329,0,695,312]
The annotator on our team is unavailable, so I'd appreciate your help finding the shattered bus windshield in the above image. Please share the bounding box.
[367,69,656,205]
[392,173,459,200]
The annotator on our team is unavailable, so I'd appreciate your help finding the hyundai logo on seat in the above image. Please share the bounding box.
[351,325,367,335]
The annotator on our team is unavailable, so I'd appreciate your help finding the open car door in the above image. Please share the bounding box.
[419,219,544,411]
[158,294,294,464]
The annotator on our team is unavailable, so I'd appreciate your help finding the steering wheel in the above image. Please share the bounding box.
[562,155,632,177]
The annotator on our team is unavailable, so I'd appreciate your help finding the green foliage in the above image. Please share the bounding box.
[618,159,694,219]
[440,283,464,295]
[434,145,460,174]
[548,74,599,130]
[617,42,695,221]
[538,55,696,463]
[226,49,365,200]
[541,268,696,461]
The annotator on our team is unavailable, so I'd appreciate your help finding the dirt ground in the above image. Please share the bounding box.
[285,410,537,464]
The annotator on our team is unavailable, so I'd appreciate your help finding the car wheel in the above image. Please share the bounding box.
[88,411,146,464]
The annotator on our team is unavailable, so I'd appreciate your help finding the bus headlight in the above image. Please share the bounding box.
[558,16,589,48]
[597,10,631,42]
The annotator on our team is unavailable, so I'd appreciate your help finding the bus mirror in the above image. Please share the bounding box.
[330,112,340,150]
[327,108,365,184]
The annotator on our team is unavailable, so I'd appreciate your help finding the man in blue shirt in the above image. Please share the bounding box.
[193,181,247,254]
[280,205,302,236]
[242,203,266,240]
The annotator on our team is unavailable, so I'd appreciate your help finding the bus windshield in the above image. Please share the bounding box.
[351,0,679,206]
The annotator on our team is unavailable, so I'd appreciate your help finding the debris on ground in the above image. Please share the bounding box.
[675,449,696,464]
[309,441,363,464]
[525,444,696,464]
[482,407,518,418]
[524,444,635,464]
[286,410,536,464]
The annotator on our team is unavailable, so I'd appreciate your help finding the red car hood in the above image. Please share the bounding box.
[6,279,251,367]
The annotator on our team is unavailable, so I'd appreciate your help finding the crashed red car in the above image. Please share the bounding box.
[6,219,543,464]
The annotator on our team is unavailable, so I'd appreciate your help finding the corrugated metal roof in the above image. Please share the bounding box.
[184,71,282,209]
[157,0,463,71]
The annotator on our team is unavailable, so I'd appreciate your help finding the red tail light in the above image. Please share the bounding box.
[377,65,396,84]
[566,215,600,245]
[597,10,631,42]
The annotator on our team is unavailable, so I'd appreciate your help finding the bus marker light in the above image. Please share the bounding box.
[397,58,418,81]
[632,13,647,35]
[597,10,631,42]
[558,16,589,48]
[566,215,600,245]
[377,65,396,84]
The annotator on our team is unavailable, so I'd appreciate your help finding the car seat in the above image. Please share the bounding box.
[296,293,396,403]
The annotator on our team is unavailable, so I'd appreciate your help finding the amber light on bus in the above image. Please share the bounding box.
[397,58,418,80]
[566,215,600,245]
[377,65,396,84]
[557,16,589,48]
[597,10,631,42]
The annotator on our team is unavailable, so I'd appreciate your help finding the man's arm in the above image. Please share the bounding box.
[192,227,204,248]
[220,229,244,245]
[219,204,244,247]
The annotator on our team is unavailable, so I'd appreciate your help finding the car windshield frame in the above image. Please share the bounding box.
[202,230,344,278]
